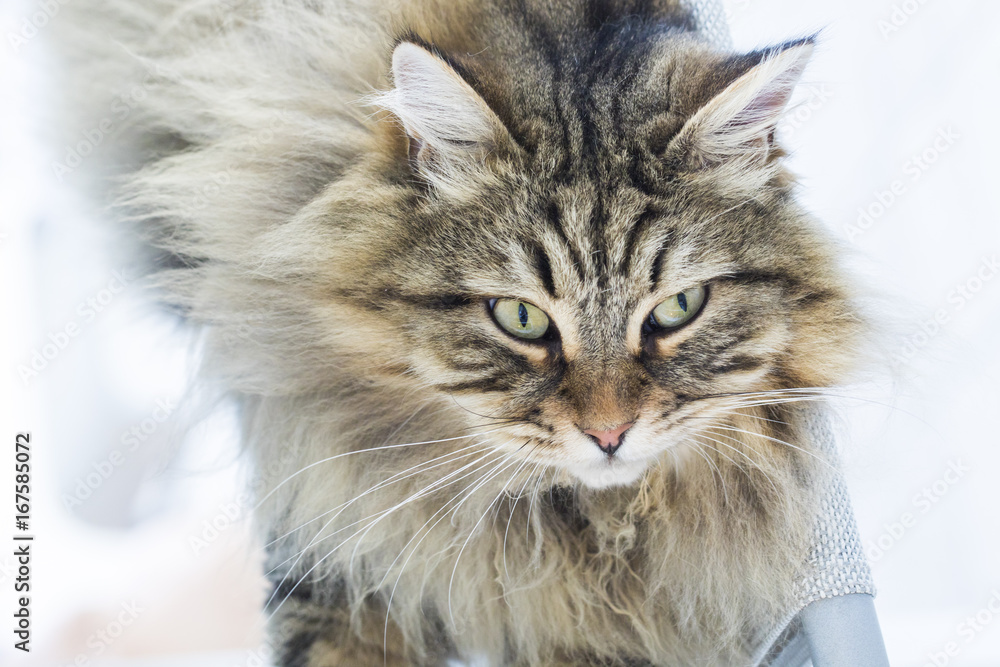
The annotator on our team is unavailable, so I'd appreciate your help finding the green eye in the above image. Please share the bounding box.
[650,286,707,329]
[491,298,550,340]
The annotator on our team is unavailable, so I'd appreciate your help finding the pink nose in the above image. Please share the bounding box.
[583,422,634,456]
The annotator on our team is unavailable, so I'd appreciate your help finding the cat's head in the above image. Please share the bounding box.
[294,31,860,489]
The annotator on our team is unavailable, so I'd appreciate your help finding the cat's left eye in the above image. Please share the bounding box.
[648,286,707,331]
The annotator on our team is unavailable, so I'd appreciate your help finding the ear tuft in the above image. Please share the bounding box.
[378,42,507,179]
[672,40,814,169]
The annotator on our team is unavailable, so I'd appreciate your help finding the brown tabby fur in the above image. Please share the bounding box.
[51,0,864,664]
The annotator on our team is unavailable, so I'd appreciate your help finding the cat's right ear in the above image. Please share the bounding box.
[378,42,510,187]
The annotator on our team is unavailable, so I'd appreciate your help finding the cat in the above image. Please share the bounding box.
[54,0,865,664]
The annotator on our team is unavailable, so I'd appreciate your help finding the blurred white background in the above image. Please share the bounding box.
[2,0,999,665]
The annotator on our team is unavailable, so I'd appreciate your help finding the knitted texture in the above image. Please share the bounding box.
[747,407,876,666]
[797,410,876,604]
[684,0,734,49]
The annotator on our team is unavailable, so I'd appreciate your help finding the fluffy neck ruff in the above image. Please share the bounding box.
[255,391,821,665]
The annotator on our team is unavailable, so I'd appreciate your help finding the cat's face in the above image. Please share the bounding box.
[361,178,853,489]
[314,39,859,489]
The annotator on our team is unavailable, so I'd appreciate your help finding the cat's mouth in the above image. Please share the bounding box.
[513,418,673,489]
[566,452,655,489]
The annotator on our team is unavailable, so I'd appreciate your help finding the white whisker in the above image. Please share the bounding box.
[446,450,528,629]
[265,446,509,617]
[503,457,544,581]
[262,438,495,551]
[253,427,508,512]
[694,430,780,497]
[262,441,495,579]
[710,423,836,472]
[378,441,524,656]
[682,440,730,506]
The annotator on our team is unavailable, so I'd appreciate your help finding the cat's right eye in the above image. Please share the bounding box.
[489,298,551,340]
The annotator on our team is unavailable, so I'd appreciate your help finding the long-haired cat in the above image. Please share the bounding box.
[54,0,864,664]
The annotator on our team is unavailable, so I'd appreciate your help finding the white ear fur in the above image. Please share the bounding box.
[674,42,813,167]
[379,42,506,170]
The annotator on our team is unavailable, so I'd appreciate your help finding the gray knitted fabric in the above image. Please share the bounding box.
[684,0,734,50]
[796,409,876,605]
[747,408,876,666]
[677,3,877,663]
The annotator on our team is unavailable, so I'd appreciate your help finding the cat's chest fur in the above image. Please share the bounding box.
[262,417,819,665]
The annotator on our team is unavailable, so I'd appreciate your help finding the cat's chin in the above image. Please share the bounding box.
[567,457,652,489]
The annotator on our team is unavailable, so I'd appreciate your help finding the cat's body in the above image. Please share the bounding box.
[53,0,863,664]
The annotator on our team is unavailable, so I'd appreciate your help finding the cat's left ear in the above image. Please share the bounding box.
[668,39,814,169]
[379,42,512,183]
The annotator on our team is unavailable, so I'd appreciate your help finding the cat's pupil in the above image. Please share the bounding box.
[677,292,688,312]
[518,303,529,327]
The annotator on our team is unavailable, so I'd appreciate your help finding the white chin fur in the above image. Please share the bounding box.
[568,458,651,489]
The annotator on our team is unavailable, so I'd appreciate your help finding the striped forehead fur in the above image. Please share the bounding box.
[54,0,867,664]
